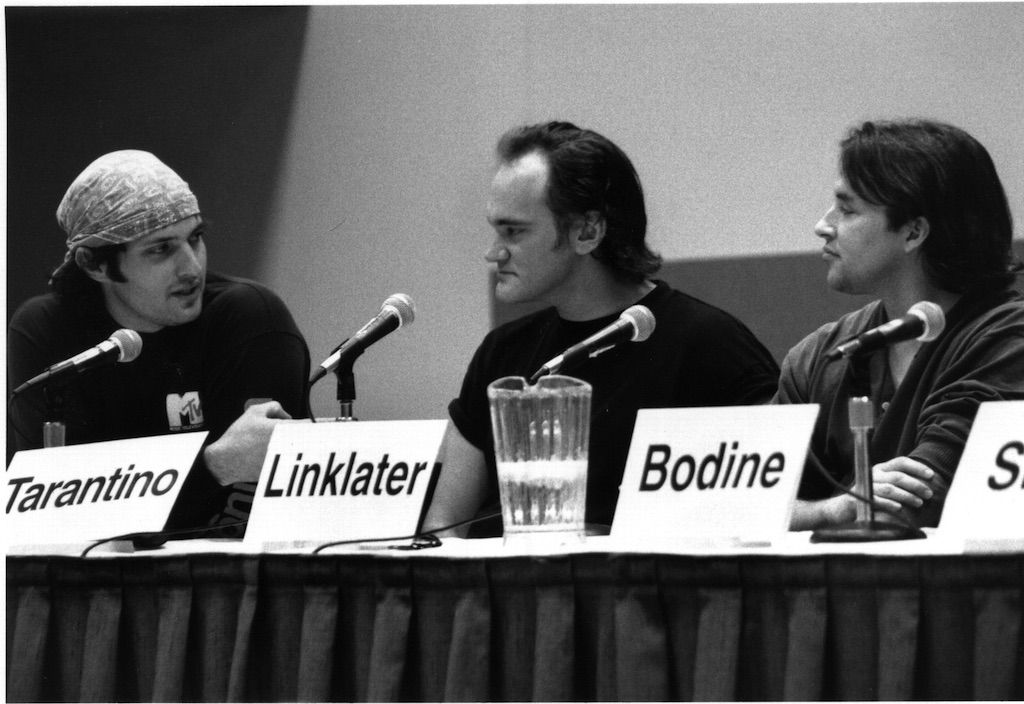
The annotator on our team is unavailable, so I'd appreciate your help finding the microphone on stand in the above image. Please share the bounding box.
[12,329,143,396]
[810,396,926,543]
[530,304,655,383]
[826,301,945,360]
[309,293,416,385]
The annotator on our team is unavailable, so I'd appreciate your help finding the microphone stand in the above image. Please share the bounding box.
[811,395,922,542]
[43,385,67,448]
[335,363,357,422]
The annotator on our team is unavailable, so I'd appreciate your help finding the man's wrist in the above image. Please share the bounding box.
[203,442,232,486]
[791,495,854,531]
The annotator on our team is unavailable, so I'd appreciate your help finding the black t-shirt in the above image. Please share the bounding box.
[449,280,780,532]
[7,271,310,531]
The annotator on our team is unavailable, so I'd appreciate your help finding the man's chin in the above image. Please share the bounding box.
[175,303,203,324]
[493,282,520,303]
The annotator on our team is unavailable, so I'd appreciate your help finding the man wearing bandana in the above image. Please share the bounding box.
[7,150,310,535]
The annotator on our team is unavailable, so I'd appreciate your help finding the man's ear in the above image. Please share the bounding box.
[902,216,930,253]
[572,211,606,255]
[75,247,112,283]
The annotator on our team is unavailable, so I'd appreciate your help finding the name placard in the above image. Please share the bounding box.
[611,405,819,546]
[5,433,206,547]
[939,401,1024,539]
[244,419,446,546]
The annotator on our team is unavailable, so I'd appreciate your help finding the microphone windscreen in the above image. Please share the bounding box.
[622,305,656,342]
[909,301,945,342]
[384,293,416,326]
[112,329,143,362]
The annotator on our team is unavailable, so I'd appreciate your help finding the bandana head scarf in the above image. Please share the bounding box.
[55,150,200,274]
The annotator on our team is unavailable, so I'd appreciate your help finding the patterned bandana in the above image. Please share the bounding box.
[55,150,200,272]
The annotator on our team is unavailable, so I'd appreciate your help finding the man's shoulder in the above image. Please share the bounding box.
[199,272,303,337]
[954,288,1024,337]
[982,289,1024,318]
[787,300,882,360]
[203,271,285,304]
[9,292,73,334]
[649,280,763,335]
[202,272,294,316]
[10,291,60,319]
[485,305,558,342]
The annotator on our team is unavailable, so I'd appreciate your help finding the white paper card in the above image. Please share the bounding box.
[245,419,446,545]
[611,405,819,546]
[939,400,1024,539]
[5,433,207,547]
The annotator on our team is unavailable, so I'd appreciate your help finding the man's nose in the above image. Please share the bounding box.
[814,210,835,239]
[485,242,510,264]
[177,244,204,278]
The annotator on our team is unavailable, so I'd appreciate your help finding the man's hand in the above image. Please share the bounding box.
[203,401,293,486]
[869,456,935,517]
[790,456,936,531]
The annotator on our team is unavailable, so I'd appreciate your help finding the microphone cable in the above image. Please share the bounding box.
[804,456,925,538]
[305,381,319,424]
[79,520,250,557]
[311,509,503,554]
[79,511,506,557]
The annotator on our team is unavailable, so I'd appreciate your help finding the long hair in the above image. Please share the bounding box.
[497,121,662,284]
[840,119,1020,294]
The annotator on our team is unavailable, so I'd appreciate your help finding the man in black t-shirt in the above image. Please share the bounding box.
[422,122,778,537]
[7,150,309,531]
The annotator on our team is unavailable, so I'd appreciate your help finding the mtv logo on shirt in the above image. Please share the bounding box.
[166,391,204,431]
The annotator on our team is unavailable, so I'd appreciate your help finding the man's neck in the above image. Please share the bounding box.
[880,286,961,326]
[879,278,961,387]
[553,273,656,322]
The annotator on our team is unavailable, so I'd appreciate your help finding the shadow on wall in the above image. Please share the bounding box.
[492,242,1024,365]
[5,6,310,322]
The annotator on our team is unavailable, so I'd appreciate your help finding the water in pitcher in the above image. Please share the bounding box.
[497,459,587,534]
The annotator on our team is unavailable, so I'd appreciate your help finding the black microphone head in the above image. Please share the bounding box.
[621,305,656,342]
[383,293,415,327]
[908,301,944,342]
[111,329,143,362]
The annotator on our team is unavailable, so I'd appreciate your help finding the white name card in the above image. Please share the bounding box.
[611,405,819,547]
[939,400,1024,540]
[5,433,207,548]
[244,419,446,546]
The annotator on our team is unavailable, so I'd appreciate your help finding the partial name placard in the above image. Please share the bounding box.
[611,405,819,547]
[939,401,1024,541]
[244,420,446,546]
[5,433,206,548]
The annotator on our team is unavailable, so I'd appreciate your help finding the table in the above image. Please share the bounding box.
[7,536,1024,702]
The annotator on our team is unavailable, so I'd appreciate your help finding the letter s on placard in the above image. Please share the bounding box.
[988,441,1024,490]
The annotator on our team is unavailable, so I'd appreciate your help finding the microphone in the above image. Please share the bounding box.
[310,293,416,384]
[12,329,143,396]
[530,304,655,383]
[825,301,945,360]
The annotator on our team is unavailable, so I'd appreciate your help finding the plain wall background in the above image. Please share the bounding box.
[7,4,1024,424]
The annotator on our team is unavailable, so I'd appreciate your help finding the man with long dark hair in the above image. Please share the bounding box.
[7,150,310,533]
[424,121,779,537]
[779,120,1024,530]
